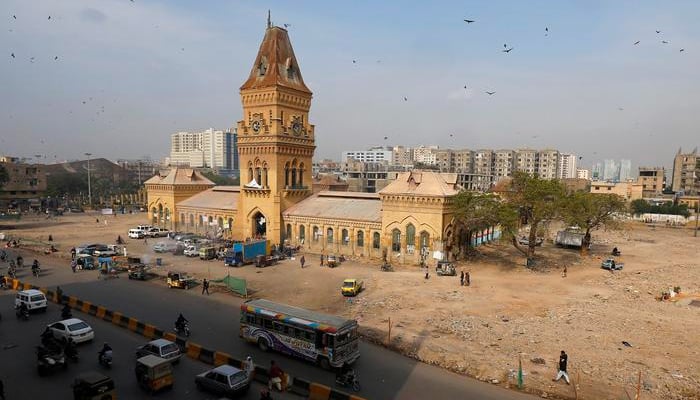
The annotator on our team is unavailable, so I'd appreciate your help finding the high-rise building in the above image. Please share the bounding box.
[592,163,602,180]
[169,128,237,171]
[453,149,474,173]
[433,149,454,172]
[619,159,632,182]
[536,149,560,179]
[558,153,578,179]
[603,159,619,182]
[342,147,392,164]
[493,150,515,178]
[515,149,537,175]
[671,148,698,195]
[413,145,440,165]
[576,169,590,180]
[391,146,414,166]
[473,150,494,176]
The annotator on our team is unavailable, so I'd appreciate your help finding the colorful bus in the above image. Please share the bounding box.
[240,299,360,369]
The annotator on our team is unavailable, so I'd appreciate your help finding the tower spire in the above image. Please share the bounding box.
[267,10,271,29]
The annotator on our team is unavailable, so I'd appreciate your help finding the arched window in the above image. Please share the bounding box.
[189,214,194,227]
[248,162,253,182]
[180,213,185,225]
[391,229,401,252]
[262,163,268,188]
[341,229,349,246]
[299,162,305,186]
[286,224,292,240]
[357,231,364,247]
[284,162,290,187]
[420,231,430,249]
[372,232,381,249]
[218,217,223,228]
[313,226,319,242]
[255,167,262,185]
[326,228,334,244]
[228,218,233,231]
[291,160,298,187]
[152,207,158,224]
[406,224,416,246]
[208,216,213,225]
[299,225,306,242]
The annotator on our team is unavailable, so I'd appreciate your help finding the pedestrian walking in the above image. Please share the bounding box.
[460,271,464,286]
[465,271,471,286]
[71,260,77,273]
[268,360,284,391]
[96,218,99,223]
[300,255,305,268]
[320,254,324,267]
[70,247,76,260]
[424,271,430,280]
[553,350,570,384]
[144,237,148,245]
[243,355,255,382]
[202,278,210,295]
[48,234,53,242]
[562,266,567,278]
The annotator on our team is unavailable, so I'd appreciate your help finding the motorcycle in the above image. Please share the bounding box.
[16,306,29,320]
[98,350,113,368]
[64,342,79,362]
[61,307,73,320]
[37,346,67,376]
[335,369,361,392]
[174,321,191,337]
[32,266,41,277]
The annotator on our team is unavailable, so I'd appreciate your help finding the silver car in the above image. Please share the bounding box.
[135,339,182,363]
[195,365,249,397]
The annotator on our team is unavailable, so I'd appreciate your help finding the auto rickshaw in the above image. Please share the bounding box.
[436,260,456,276]
[167,271,194,289]
[72,371,116,400]
[135,355,174,393]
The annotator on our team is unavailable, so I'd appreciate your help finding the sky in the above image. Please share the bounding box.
[1,0,699,171]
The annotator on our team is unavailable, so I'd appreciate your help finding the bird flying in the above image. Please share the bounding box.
[680,48,685,52]
[463,19,474,23]
[54,56,58,60]
[283,23,291,28]
[383,136,388,140]
[502,47,513,53]
[662,40,669,44]
[352,60,356,64]
[634,40,640,45]
[485,91,496,95]
[48,15,51,20]
[403,97,408,101]
[11,53,15,58]
[13,15,16,19]
[655,30,661,33]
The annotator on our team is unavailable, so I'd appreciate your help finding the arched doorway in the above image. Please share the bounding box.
[252,211,267,238]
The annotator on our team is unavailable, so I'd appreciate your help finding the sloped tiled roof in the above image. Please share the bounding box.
[379,170,460,197]
[283,192,381,222]
[144,168,214,186]
[177,186,239,211]
[240,26,311,94]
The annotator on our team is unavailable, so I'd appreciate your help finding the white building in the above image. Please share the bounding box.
[558,153,578,179]
[576,169,590,180]
[169,128,236,170]
[342,147,392,163]
[413,145,440,165]
[619,159,632,181]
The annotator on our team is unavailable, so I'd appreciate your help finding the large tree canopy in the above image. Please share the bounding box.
[561,192,628,247]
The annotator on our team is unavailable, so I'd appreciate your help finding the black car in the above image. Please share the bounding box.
[195,365,249,397]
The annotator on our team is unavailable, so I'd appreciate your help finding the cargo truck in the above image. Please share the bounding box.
[224,240,269,267]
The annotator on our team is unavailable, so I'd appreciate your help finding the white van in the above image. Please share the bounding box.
[128,228,145,239]
[15,289,48,312]
[136,225,152,231]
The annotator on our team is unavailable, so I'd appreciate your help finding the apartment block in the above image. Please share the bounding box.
[493,150,515,178]
[558,153,578,179]
[0,156,47,209]
[637,166,665,198]
[342,146,392,164]
[515,149,537,175]
[473,150,494,176]
[169,128,237,171]
[453,149,474,173]
[671,148,698,195]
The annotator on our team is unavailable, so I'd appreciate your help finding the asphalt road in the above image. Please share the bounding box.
[4,252,537,400]
[0,291,297,400]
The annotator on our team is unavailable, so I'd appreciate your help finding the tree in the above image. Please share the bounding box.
[0,164,8,189]
[452,191,503,252]
[562,192,628,247]
[499,172,567,260]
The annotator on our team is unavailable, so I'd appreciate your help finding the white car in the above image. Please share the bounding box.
[15,289,48,312]
[47,318,95,344]
[184,246,199,257]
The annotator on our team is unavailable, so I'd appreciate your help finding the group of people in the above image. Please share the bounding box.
[460,270,471,286]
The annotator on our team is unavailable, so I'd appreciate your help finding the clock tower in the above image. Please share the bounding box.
[234,17,315,243]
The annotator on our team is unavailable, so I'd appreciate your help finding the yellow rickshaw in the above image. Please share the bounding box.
[135,355,174,393]
[167,271,194,289]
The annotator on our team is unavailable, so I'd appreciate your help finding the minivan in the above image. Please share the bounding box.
[15,289,48,312]
[128,229,145,239]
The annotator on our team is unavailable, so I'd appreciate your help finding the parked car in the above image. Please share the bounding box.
[75,243,107,256]
[136,339,182,363]
[153,242,177,253]
[145,228,170,238]
[47,318,95,344]
[174,232,195,241]
[195,365,250,397]
[128,229,145,239]
[184,246,199,257]
[518,236,544,246]
[94,245,120,257]
[341,279,363,297]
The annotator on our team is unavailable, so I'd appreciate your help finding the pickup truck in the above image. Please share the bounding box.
[601,258,624,271]
[341,279,363,297]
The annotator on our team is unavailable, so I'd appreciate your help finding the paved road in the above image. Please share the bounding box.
[0,291,296,400]
[4,251,537,400]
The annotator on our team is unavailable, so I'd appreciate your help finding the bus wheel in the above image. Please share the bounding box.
[258,338,270,352]
[318,357,330,370]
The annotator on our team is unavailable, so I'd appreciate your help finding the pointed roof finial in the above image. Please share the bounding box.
[267,10,272,29]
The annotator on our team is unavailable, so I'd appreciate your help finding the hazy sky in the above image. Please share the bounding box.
[2,1,699,170]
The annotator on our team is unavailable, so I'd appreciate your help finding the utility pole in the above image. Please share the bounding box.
[84,153,92,207]
[695,199,698,238]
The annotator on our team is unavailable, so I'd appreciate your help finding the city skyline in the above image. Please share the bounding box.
[2,1,699,169]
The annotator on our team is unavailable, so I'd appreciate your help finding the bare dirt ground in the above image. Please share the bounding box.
[2,212,699,400]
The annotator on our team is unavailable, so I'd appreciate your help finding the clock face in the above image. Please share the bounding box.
[292,122,302,135]
[251,120,261,133]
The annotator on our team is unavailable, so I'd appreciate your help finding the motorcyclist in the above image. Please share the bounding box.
[336,362,353,383]
[16,255,22,267]
[64,338,78,359]
[32,260,40,274]
[99,342,113,361]
[175,313,188,331]
[61,304,72,319]
[18,302,29,316]
[41,326,53,342]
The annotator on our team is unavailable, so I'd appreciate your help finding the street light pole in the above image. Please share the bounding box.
[84,153,92,207]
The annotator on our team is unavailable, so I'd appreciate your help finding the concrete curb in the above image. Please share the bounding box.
[2,277,367,400]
